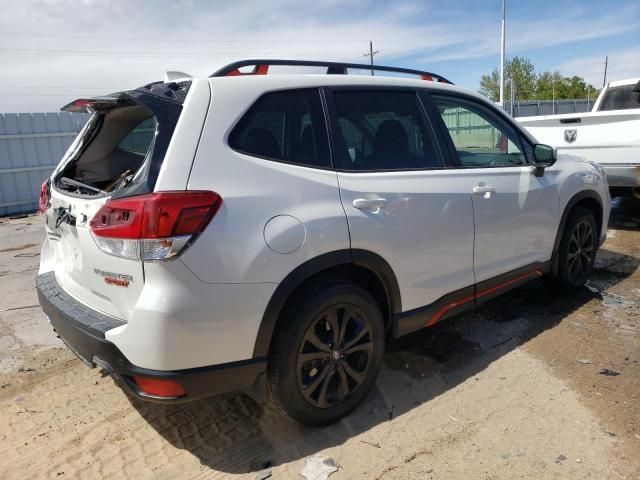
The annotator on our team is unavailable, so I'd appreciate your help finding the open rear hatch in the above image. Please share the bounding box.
[42,83,188,321]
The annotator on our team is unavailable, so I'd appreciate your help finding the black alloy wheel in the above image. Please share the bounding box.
[566,218,595,284]
[268,282,385,426]
[296,303,374,408]
[545,206,598,290]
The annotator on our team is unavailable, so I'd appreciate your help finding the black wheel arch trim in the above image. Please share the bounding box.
[251,249,401,358]
[551,190,604,274]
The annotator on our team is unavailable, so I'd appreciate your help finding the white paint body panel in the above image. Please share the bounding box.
[337,170,475,311]
[40,189,141,321]
[105,260,276,370]
[459,166,559,282]
[181,78,350,284]
[154,79,211,191]
[551,153,611,241]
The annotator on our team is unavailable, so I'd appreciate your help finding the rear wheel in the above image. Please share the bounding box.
[546,207,597,289]
[268,282,385,426]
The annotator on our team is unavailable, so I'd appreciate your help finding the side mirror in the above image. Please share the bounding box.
[532,144,556,176]
[533,144,556,167]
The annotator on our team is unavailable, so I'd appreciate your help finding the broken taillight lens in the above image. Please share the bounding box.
[89,191,222,261]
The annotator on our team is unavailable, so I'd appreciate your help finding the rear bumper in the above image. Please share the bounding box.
[602,164,640,187]
[36,272,266,403]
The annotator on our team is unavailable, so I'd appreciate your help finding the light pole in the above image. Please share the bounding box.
[499,0,506,106]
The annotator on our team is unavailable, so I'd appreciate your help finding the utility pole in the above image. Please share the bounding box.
[499,0,506,106]
[602,56,608,88]
[363,40,379,76]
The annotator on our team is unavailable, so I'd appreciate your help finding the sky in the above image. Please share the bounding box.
[0,0,638,112]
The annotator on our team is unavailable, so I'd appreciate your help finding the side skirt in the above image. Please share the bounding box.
[393,262,550,339]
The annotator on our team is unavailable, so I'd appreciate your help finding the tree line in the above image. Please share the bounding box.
[479,57,600,102]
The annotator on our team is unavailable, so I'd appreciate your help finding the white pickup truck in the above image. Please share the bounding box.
[519,78,640,198]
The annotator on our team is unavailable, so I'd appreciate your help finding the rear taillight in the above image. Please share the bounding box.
[38,179,50,213]
[89,191,221,261]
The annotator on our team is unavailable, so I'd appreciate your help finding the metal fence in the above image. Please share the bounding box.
[0,112,90,216]
[503,99,596,117]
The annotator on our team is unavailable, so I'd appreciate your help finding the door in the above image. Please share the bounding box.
[326,88,475,312]
[430,94,559,283]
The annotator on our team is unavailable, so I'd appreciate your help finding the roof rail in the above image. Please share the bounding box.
[210,59,453,84]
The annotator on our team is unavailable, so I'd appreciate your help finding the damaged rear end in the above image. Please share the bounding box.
[35,78,230,400]
[40,81,192,321]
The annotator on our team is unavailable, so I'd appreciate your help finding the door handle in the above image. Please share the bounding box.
[472,186,496,194]
[353,197,388,210]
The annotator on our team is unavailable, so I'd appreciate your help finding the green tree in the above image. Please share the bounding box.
[479,56,536,102]
[480,57,599,101]
[534,71,563,100]
[534,73,599,100]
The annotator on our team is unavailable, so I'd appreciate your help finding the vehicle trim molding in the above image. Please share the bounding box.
[393,262,550,338]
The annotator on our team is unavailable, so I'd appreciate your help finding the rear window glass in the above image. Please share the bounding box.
[56,104,158,193]
[599,85,639,111]
[229,89,331,168]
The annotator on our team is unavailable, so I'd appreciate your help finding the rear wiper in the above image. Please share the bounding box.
[60,177,107,195]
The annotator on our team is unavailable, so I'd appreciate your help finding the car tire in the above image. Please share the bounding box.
[546,207,598,290]
[267,282,385,426]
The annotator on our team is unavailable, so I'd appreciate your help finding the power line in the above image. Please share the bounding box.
[0,32,371,44]
[0,47,362,58]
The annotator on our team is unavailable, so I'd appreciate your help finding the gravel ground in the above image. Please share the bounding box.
[0,197,638,479]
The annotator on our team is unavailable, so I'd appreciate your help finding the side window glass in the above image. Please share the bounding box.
[332,90,444,171]
[433,96,526,168]
[229,89,330,168]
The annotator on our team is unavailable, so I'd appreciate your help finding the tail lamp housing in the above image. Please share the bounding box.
[89,191,221,261]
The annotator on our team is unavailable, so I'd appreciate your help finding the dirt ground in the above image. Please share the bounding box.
[0,197,638,480]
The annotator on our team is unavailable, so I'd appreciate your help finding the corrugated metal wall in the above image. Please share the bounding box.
[0,112,90,216]
[503,99,596,117]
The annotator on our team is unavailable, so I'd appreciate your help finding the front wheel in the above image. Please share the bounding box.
[267,282,385,426]
[546,207,598,289]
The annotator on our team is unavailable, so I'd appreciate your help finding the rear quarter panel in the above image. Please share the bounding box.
[180,78,350,284]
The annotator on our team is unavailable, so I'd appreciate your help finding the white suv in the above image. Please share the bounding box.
[36,60,611,426]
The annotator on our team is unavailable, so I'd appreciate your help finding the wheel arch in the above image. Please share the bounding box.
[251,249,401,358]
[551,189,604,274]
